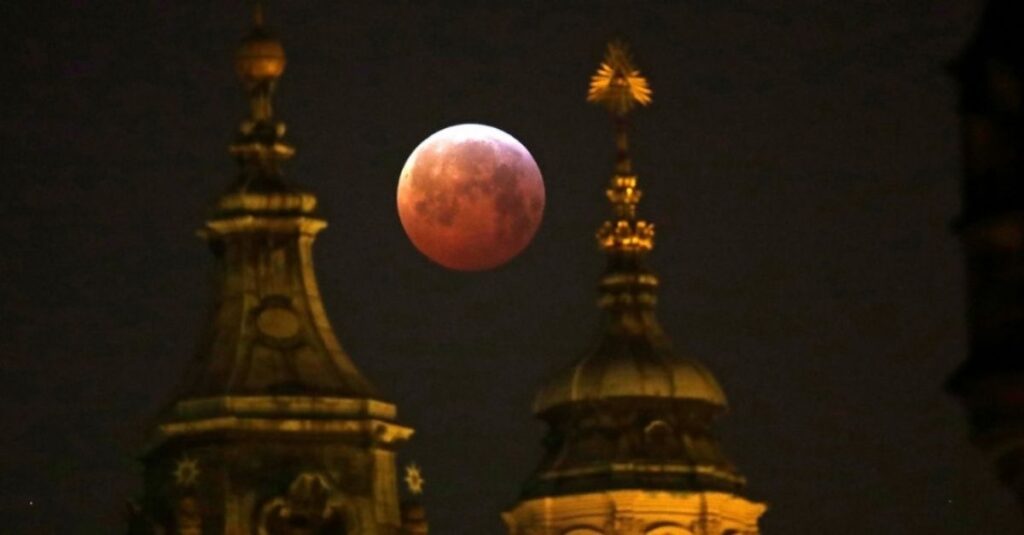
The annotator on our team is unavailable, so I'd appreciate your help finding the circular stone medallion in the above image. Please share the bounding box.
[256,307,300,339]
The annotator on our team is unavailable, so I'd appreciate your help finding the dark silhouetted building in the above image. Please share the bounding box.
[949,0,1024,519]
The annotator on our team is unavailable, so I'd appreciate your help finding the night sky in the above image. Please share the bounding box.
[1,1,1019,533]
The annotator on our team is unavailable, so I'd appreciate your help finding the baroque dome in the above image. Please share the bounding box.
[532,312,728,415]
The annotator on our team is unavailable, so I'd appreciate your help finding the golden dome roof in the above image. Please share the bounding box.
[532,317,728,415]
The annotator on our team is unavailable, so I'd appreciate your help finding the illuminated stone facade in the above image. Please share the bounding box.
[128,9,411,535]
[505,491,762,535]
[504,44,765,535]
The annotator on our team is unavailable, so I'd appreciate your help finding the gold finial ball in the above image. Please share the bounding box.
[235,28,286,85]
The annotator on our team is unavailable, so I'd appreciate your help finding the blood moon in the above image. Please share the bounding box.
[397,124,545,271]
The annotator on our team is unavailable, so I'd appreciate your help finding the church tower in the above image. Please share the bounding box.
[129,6,412,534]
[503,44,766,535]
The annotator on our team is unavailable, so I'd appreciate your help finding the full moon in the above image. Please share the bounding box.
[397,124,545,271]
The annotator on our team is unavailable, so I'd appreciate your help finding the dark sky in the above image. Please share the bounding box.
[1,1,1019,533]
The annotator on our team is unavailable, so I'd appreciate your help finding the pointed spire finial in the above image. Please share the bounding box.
[235,1,285,99]
[590,41,655,254]
[229,1,293,179]
[252,0,265,28]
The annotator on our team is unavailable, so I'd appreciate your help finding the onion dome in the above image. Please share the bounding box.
[533,335,727,415]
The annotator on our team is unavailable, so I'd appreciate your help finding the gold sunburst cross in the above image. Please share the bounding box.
[587,41,653,116]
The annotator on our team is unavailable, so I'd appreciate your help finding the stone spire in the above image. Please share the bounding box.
[129,5,411,533]
[505,42,765,535]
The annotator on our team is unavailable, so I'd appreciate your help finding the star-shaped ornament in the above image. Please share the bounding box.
[587,41,652,116]
[404,463,425,495]
[173,456,200,487]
